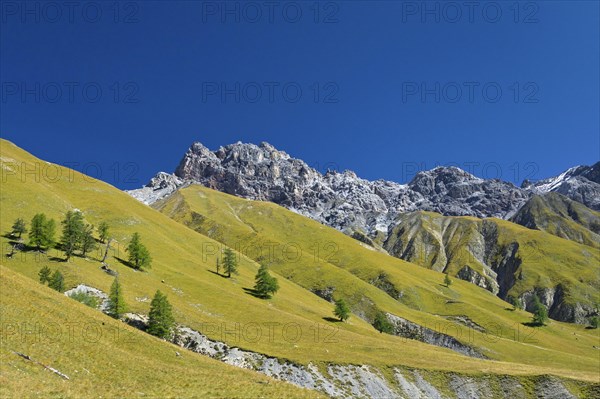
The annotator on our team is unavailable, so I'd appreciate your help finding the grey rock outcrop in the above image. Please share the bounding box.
[128,141,537,236]
[127,172,186,205]
[520,286,598,325]
[385,313,486,359]
[523,162,600,211]
[64,284,110,311]
[129,141,598,238]
[122,314,582,398]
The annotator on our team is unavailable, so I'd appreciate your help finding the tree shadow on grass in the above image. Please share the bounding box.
[115,256,137,270]
[48,256,67,263]
[242,287,271,299]
[4,240,37,253]
[207,269,229,279]
[322,317,343,323]
[522,321,544,328]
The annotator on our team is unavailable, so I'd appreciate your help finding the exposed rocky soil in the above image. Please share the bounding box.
[68,284,590,398]
[125,313,584,399]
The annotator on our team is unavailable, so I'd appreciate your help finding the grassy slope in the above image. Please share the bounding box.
[384,210,600,308]
[155,184,599,381]
[0,139,598,387]
[510,192,600,248]
[493,217,599,306]
[0,267,322,398]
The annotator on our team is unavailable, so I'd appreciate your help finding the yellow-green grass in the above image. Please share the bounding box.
[0,266,323,398]
[512,192,600,248]
[385,210,599,308]
[155,184,600,380]
[0,139,598,386]
[492,218,599,305]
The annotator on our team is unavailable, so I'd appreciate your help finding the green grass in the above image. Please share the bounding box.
[0,267,322,398]
[1,138,599,393]
[384,210,600,309]
[511,192,600,248]
[154,183,599,380]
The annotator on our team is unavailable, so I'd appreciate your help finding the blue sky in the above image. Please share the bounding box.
[1,1,598,189]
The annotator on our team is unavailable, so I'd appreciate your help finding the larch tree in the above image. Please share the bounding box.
[60,210,84,260]
[11,218,26,238]
[48,270,64,292]
[444,273,452,288]
[531,294,548,326]
[29,213,56,251]
[253,264,279,298]
[223,248,238,278]
[127,232,152,270]
[38,266,51,284]
[80,224,97,258]
[333,298,350,322]
[107,277,127,319]
[98,221,110,243]
[147,290,175,339]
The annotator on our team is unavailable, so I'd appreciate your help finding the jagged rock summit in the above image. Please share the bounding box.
[522,162,600,211]
[128,140,592,237]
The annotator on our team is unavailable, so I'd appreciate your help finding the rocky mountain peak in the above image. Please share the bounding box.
[408,166,482,195]
[524,161,600,211]
[128,140,599,236]
[580,161,600,183]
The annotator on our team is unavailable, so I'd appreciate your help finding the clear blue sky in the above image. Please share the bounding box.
[1,1,598,189]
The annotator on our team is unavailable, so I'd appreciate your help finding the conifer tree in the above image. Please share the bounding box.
[98,221,110,243]
[107,277,127,319]
[127,232,152,270]
[444,273,452,288]
[29,214,56,251]
[223,248,238,278]
[532,294,548,326]
[61,210,84,260]
[44,219,56,249]
[38,266,51,284]
[48,270,64,292]
[80,224,97,257]
[334,298,350,322]
[147,290,175,339]
[11,218,26,238]
[508,295,523,311]
[253,264,279,298]
[373,311,394,334]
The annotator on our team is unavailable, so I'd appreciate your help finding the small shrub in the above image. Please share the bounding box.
[69,291,99,308]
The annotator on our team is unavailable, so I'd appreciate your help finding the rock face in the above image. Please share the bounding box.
[383,211,600,324]
[520,286,597,325]
[385,313,486,359]
[128,141,598,237]
[129,141,537,235]
[127,172,185,205]
[522,162,600,211]
[123,314,579,399]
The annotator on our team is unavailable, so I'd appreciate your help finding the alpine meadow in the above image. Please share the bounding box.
[1,1,599,398]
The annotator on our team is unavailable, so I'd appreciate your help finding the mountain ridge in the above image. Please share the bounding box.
[127,140,599,239]
[126,141,599,320]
